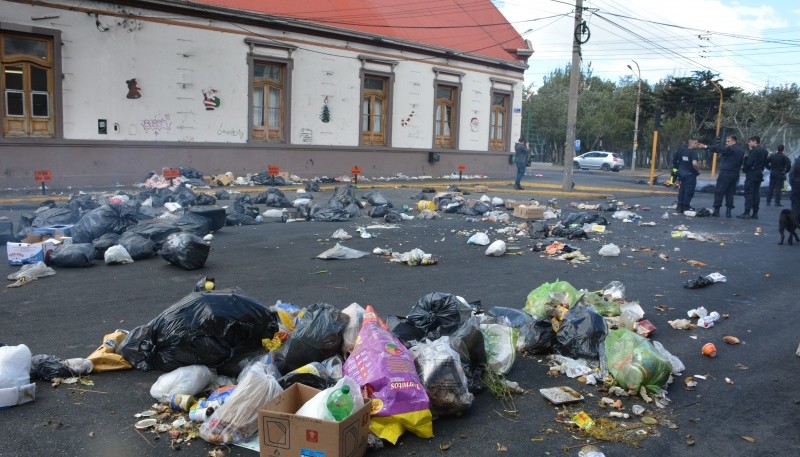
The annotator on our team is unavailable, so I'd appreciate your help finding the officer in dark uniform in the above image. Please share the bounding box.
[674,138,701,213]
[766,144,792,206]
[738,135,768,219]
[706,135,744,218]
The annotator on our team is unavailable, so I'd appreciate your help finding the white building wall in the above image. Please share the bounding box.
[3,0,524,150]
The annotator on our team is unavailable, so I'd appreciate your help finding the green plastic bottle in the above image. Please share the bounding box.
[326,385,354,421]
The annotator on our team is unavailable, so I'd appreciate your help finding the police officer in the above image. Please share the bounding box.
[674,138,701,213]
[706,135,744,218]
[766,144,792,206]
[738,135,768,219]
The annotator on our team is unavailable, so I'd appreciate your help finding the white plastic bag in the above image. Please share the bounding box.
[7,262,56,282]
[150,365,216,402]
[341,303,365,354]
[262,208,285,218]
[653,341,685,375]
[485,240,506,256]
[479,323,517,374]
[104,245,134,265]
[295,376,363,421]
[467,232,490,246]
[0,344,31,389]
[598,243,621,257]
[200,362,283,444]
[331,229,352,240]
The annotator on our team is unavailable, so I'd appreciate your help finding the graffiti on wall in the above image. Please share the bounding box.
[400,109,416,127]
[140,113,171,135]
[202,88,221,110]
[320,96,332,123]
[217,124,244,140]
[126,78,141,99]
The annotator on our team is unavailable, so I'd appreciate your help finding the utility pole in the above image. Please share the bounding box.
[563,0,584,191]
[627,60,641,173]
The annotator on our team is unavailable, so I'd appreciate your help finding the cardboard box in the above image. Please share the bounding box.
[513,205,544,220]
[258,383,371,457]
[6,237,71,265]
[32,224,73,238]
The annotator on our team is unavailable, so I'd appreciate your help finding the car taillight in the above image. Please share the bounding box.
[612,157,619,161]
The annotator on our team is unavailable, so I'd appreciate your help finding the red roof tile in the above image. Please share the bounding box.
[191,0,526,63]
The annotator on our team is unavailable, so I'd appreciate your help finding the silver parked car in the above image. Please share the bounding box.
[573,151,625,171]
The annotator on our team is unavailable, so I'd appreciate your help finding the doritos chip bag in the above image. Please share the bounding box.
[343,306,433,444]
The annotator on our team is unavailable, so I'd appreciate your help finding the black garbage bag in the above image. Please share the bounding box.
[308,202,360,222]
[180,167,204,179]
[443,202,462,213]
[384,211,403,223]
[118,232,156,260]
[0,218,13,244]
[31,206,80,228]
[457,205,481,216]
[387,315,425,346]
[487,306,532,328]
[277,372,334,390]
[175,211,211,237]
[250,173,287,186]
[265,189,293,208]
[554,304,607,359]
[226,212,261,226]
[407,292,469,340]
[363,191,391,207]
[695,208,711,217]
[67,193,99,212]
[329,184,359,207]
[519,318,556,354]
[30,354,73,381]
[369,205,391,218]
[274,302,349,373]
[71,204,138,243]
[195,193,217,206]
[448,316,487,394]
[561,212,609,227]
[126,220,181,250]
[472,201,492,214]
[168,185,197,207]
[48,243,95,267]
[305,181,320,192]
[135,205,163,221]
[214,189,230,200]
[92,232,121,259]
[529,221,550,239]
[160,232,210,270]
[117,288,279,374]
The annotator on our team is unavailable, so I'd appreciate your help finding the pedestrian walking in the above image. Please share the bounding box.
[766,144,792,206]
[513,136,530,190]
[706,135,744,218]
[674,138,702,213]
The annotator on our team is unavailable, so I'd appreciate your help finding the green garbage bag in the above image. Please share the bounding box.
[604,329,673,393]
[523,280,581,318]
[581,292,621,317]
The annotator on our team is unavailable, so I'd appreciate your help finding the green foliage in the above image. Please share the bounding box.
[523,65,800,169]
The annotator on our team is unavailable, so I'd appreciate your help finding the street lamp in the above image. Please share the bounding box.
[706,78,724,179]
[627,60,641,173]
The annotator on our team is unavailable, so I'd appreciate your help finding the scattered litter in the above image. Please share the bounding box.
[467,232,490,246]
[317,243,369,260]
[598,243,620,257]
[702,343,717,357]
[539,386,584,405]
[331,229,352,240]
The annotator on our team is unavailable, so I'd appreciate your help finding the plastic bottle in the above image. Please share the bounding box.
[326,385,354,421]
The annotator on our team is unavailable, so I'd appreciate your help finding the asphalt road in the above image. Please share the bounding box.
[0,180,798,457]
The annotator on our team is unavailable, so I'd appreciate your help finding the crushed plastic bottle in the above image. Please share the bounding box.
[326,385,354,421]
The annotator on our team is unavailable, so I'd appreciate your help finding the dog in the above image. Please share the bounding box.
[778,209,799,245]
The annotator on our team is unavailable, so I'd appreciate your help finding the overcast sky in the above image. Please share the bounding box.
[494,0,800,92]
